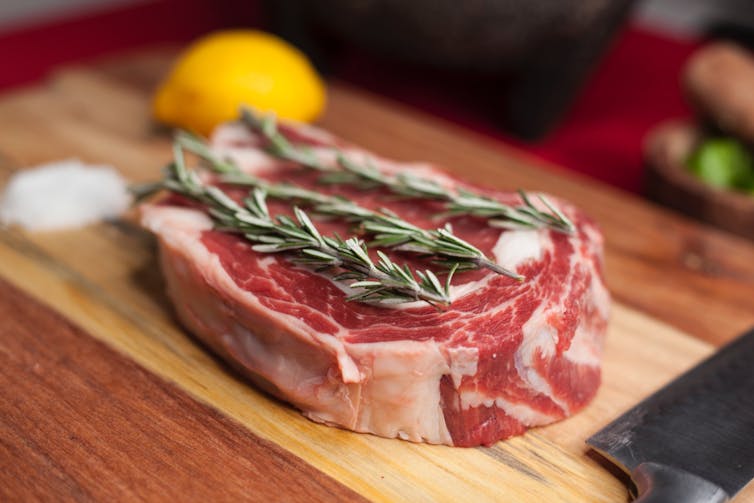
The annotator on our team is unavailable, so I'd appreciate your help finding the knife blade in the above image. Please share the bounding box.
[587,327,754,502]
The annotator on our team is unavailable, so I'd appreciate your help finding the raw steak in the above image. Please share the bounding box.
[140,120,609,447]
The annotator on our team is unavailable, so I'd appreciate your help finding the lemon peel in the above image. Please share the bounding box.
[154,30,325,135]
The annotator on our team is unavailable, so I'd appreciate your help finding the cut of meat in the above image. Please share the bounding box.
[140,120,610,447]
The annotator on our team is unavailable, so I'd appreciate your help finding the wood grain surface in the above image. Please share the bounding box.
[0,219,714,502]
[0,49,753,501]
[0,279,365,502]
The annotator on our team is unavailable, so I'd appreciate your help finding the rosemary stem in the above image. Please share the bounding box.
[176,132,523,280]
[163,145,453,307]
[239,107,575,235]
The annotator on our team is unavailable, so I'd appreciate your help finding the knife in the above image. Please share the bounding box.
[587,327,754,502]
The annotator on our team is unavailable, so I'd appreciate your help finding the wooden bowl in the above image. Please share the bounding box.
[644,120,754,240]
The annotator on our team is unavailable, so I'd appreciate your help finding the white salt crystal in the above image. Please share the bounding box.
[0,159,132,231]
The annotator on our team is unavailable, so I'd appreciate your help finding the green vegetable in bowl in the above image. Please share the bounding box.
[687,137,754,191]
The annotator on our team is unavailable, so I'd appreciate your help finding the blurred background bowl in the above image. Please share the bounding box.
[645,120,754,238]
[267,0,634,139]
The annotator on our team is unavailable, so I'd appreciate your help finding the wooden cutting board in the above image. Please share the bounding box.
[1,49,753,502]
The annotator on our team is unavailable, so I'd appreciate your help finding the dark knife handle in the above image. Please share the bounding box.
[632,462,730,503]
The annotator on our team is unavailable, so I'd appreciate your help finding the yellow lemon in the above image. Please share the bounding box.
[153,30,326,135]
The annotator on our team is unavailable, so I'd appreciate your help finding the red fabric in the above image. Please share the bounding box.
[0,1,698,193]
[527,28,699,192]
[0,0,262,90]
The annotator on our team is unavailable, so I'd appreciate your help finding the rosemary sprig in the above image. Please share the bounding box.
[177,133,522,280]
[163,143,455,307]
[240,110,326,169]
[239,107,575,234]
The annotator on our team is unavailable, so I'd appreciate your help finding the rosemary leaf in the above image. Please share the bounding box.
[176,130,521,279]
[160,148,452,307]
[240,107,575,234]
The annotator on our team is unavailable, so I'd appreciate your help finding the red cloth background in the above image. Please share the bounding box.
[0,0,699,193]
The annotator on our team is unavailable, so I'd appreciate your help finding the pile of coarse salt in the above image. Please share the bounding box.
[0,159,132,231]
